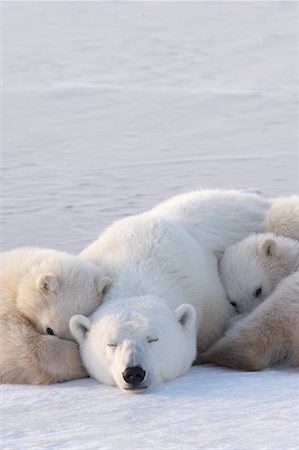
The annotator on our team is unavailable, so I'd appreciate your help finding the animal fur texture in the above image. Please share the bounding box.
[0,247,110,384]
[73,189,285,389]
[203,233,299,370]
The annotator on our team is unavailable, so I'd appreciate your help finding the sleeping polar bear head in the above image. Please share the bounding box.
[70,296,197,392]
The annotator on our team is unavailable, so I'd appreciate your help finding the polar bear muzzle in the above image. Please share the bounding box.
[122,366,147,390]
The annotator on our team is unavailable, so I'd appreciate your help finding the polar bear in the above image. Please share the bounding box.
[70,297,197,391]
[219,233,299,314]
[202,233,299,370]
[81,191,274,350]
[265,195,299,241]
[70,190,283,389]
[0,247,111,384]
[201,273,299,370]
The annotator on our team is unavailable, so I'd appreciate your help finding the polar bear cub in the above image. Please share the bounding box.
[70,297,197,392]
[202,234,299,370]
[220,233,299,314]
[1,247,111,384]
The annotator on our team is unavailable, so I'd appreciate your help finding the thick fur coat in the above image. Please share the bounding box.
[203,233,299,369]
[1,248,110,384]
[81,190,273,354]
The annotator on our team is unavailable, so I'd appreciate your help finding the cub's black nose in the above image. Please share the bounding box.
[123,366,146,385]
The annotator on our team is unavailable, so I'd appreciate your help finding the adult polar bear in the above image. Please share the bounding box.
[73,190,273,390]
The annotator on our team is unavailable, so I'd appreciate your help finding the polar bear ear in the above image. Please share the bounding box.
[175,304,196,332]
[69,315,91,343]
[37,273,58,293]
[260,239,277,258]
[96,276,112,296]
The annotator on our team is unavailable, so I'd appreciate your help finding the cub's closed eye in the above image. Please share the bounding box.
[255,287,262,298]
[107,343,117,347]
[46,327,54,335]
[148,338,159,343]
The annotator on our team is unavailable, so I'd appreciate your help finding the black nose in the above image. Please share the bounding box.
[123,366,146,385]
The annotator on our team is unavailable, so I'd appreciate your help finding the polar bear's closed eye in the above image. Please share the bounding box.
[106,337,158,349]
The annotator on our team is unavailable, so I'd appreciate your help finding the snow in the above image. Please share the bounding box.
[2,367,299,450]
[1,2,299,449]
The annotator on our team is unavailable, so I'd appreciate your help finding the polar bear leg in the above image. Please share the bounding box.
[0,313,87,384]
[35,335,88,384]
[201,274,299,370]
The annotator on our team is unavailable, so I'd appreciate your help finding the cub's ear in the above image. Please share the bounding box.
[175,304,196,332]
[96,276,112,296]
[69,315,91,343]
[259,239,277,258]
[37,273,58,293]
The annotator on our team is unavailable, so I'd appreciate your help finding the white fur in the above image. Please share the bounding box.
[203,232,299,370]
[202,271,299,370]
[1,247,110,384]
[81,190,273,350]
[72,189,276,389]
[220,233,299,314]
[265,195,299,240]
[1,247,110,339]
[70,297,197,391]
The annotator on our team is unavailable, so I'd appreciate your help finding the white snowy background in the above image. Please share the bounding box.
[2,2,299,449]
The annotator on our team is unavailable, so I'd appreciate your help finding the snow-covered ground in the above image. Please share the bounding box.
[3,367,299,450]
[2,2,299,449]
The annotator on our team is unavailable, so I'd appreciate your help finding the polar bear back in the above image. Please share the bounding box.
[83,215,222,305]
[150,190,271,252]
